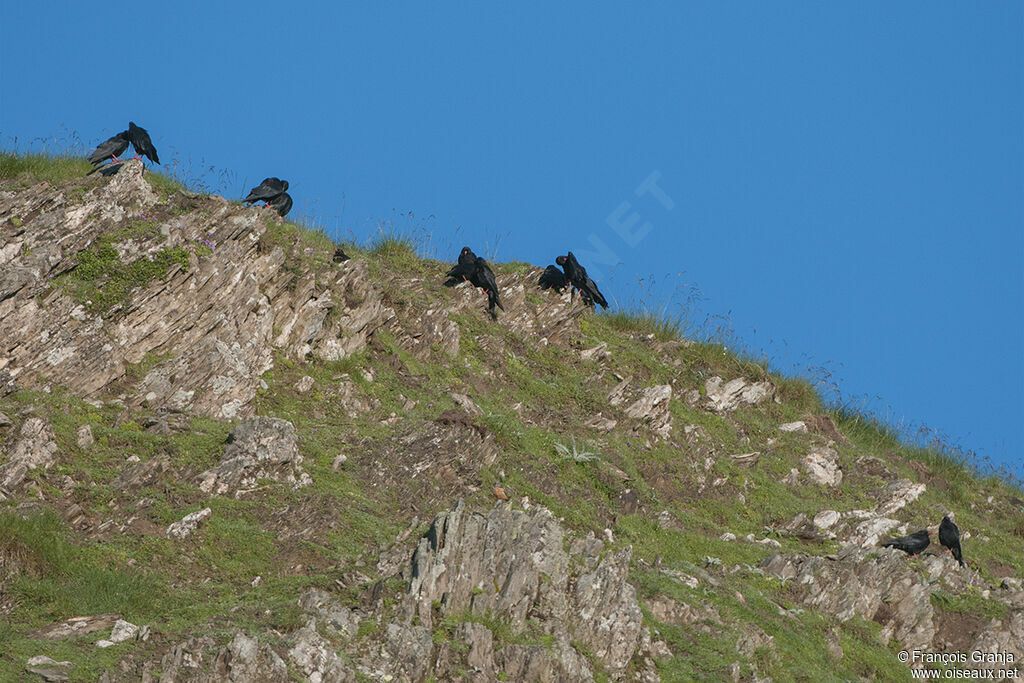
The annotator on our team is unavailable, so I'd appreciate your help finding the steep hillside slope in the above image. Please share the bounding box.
[1,155,1023,681]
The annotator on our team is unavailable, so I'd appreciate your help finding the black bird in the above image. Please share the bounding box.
[882,529,930,557]
[939,516,965,567]
[538,265,568,292]
[445,246,503,316]
[267,192,292,217]
[333,247,350,263]
[88,130,130,167]
[128,122,159,164]
[243,178,289,206]
[556,252,608,309]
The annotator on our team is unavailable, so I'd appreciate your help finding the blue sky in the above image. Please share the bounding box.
[2,3,1021,476]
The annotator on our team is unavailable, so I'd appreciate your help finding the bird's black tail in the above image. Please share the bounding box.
[953,547,964,567]
[488,289,504,313]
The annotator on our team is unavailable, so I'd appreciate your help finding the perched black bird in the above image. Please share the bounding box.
[333,247,350,263]
[882,529,930,557]
[267,192,292,217]
[243,178,289,206]
[88,130,130,167]
[939,516,965,567]
[556,252,608,309]
[127,122,159,164]
[445,246,503,316]
[538,265,568,292]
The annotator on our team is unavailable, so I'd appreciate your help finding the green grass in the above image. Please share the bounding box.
[0,508,165,623]
[0,152,94,185]
[3,150,1024,681]
[600,307,685,342]
[144,171,189,198]
[931,589,1008,621]
[50,219,191,315]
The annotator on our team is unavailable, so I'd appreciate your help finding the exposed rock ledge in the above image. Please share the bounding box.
[0,160,393,419]
[120,500,660,682]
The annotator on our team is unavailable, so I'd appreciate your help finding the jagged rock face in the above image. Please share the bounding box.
[196,417,310,496]
[287,620,358,682]
[211,632,290,682]
[763,545,937,649]
[763,546,1024,669]
[624,384,673,439]
[0,161,392,419]
[406,500,572,629]
[703,376,775,412]
[405,500,647,677]
[802,444,843,486]
[0,417,58,498]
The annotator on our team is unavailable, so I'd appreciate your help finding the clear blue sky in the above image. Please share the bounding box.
[2,3,1021,477]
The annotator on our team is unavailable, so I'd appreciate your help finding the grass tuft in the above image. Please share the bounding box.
[0,152,93,185]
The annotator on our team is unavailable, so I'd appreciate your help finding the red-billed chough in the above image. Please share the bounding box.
[882,529,930,558]
[128,122,159,164]
[445,246,503,316]
[88,129,130,168]
[243,178,289,206]
[939,516,965,567]
[267,192,292,217]
[556,252,608,309]
[539,265,568,292]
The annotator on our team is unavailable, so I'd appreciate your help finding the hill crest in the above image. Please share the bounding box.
[1,155,1022,681]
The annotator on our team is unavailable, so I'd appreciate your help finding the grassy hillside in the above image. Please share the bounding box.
[1,152,1022,681]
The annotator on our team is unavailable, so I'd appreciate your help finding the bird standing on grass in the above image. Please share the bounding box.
[333,247,350,263]
[556,252,608,309]
[445,247,503,317]
[127,122,159,164]
[939,515,965,567]
[882,529,930,558]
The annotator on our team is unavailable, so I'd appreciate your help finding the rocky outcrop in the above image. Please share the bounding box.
[287,620,357,682]
[763,546,1024,669]
[196,417,310,496]
[763,545,936,649]
[0,417,58,497]
[404,500,648,678]
[211,633,289,682]
[624,385,673,439]
[801,444,843,486]
[0,161,392,419]
[166,507,212,540]
[703,376,775,412]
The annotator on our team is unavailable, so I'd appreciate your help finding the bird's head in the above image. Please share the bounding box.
[555,255,567,266]
[460,246,474,257]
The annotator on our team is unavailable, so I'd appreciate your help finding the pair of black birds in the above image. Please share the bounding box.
[445,247,503,317]
[445,247,610,318]
[88,122,159,171]
[539,251,608,309]
[882,515,965,567]
[242,177,292,217]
